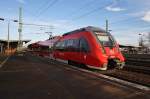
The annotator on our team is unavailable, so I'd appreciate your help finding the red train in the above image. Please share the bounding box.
[28,36,61,57]
[52,26,125,70]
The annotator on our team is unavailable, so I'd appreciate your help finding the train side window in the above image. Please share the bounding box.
[55,42,61,50]
[66,39,74,51]
[79,38,90,52]
[57,41,63,51]
[63,40,68,51]
[59,41,67,51]
[54,41,65,51]
[67,39,73,47]
[73,39,80,52]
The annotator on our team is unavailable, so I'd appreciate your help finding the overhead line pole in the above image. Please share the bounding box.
[18,7,23,49]
[106,19,108,33]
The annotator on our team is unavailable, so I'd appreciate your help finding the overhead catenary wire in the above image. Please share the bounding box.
[22,0,149,35]
[70,2,113,20]
[110,16,140,25]
[33,1,111,26]
[22,23,54,28]
[66,0,148,32]
[104,8,150,27]
[101,15,149,32]
[112,24,150,32]
[23,0,59,34]
[35,0,59,21]
[68,0,97,17]
[101,17,140,27]
[34,0,51,15]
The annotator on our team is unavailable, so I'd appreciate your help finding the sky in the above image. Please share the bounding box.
[0,0,150,46]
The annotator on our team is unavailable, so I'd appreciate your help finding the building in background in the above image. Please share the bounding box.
[119,44,150,54]
[0,39,30,55]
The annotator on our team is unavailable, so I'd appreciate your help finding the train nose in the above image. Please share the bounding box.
[107,58,125,69]
[104,47,117,56]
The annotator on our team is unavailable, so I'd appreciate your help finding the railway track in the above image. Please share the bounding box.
[124,54,150,74]
[123,65,150,75]
[98,69,150,87]
[124,54,150,66]
[126,59,150,67]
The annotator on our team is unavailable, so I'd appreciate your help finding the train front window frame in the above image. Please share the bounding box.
[96,33,115,47]
[97,35,109,42]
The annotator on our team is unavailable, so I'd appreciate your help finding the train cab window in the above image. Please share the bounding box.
[79,38,90,52]
[97,34,115,47]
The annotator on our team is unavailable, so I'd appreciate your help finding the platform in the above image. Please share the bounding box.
[0,53,149,99]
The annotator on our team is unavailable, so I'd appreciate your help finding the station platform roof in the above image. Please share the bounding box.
[0,39,30,44]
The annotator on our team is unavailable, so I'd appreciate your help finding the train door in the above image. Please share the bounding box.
[53,40,66,60]
[78,37,90,64]
[59,40,67,60]
[67,39,80,62]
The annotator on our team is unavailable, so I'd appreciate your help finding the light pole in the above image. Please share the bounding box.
[7,21,10,50]
[0,18,4,54]
[0,17,18,51]
[7,20,18,51]
[106,19,108,33]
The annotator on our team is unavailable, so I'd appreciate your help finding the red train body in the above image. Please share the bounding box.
[28,36,61,57]
[53,26,125,70]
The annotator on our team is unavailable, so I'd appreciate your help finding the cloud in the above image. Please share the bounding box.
[128,11,145,17]
[106,6,126,12]
[16,0,25,4]
[105,0,126,12]
[142,11,150,22]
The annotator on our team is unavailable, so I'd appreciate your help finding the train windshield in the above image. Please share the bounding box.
[96,34,115,47]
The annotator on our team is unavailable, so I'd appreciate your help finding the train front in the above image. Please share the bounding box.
[94,31,125,69]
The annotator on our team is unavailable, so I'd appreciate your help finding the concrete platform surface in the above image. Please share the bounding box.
[0,53,149,99]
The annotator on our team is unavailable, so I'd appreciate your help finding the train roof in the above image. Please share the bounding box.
[63,26,106,36]
[85,26,106,32]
